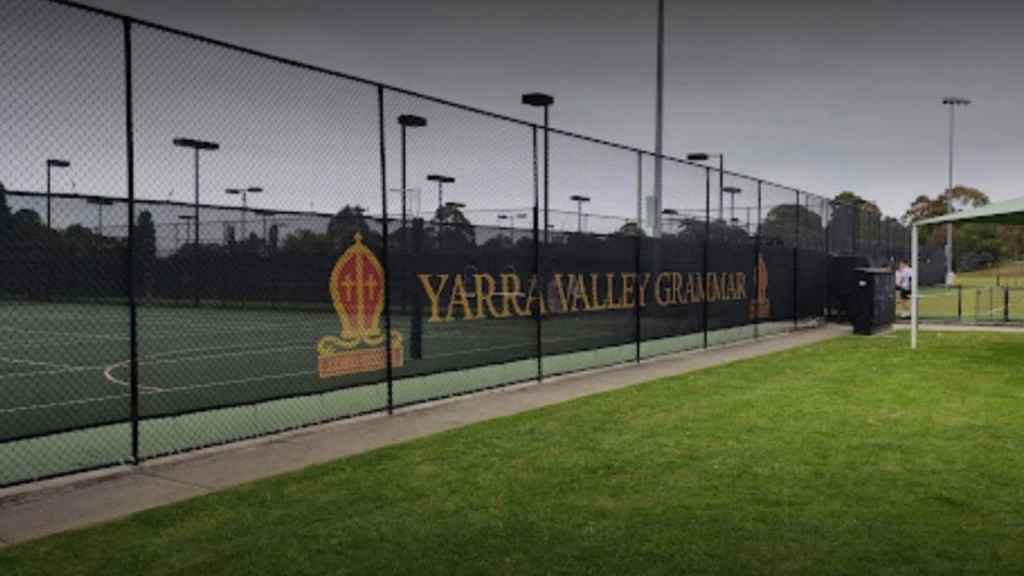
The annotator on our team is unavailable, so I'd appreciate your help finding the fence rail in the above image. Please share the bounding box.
[1,0,914,486]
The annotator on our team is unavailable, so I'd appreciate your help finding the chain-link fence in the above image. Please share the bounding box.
[1,0,917,486]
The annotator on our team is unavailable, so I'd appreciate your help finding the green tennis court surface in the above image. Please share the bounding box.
[1,300,792,484]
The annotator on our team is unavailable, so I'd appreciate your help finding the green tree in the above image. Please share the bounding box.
[959,222,1001,257]
[432,203,475,253]
[834,191,879,213]
[615,222,644,237]
[903,186,990,248]
[327,205,369,249]
[326,205,382,254]
[761,204,824,247]
[998,225,1024,260]
[902,186,989,225]
[282,229,333,254]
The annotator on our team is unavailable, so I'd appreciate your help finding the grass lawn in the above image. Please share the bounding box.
[954,263,1024,288]
[918,284,1024,320]
[917,265,1024,320]
[3,330,1024,574]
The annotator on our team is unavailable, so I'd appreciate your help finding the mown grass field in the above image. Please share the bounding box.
[918,264,1024,320]
[954,263,1024,287]
[3,330,1024,575]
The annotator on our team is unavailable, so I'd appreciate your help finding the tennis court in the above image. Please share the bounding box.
[3,300,753,438]
[2,298,795,483]
[0,302,595,437]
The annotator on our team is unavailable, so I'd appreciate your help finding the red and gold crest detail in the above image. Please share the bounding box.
[318,232,403,378]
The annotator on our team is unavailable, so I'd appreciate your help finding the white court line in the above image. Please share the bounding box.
[0,355,81,370]
[0,365,109,383]
[146,334,585,396]
[146,369,319,395]
[142,339,314,360]
[0,324,323,343]
[102,360,163,393]
[6,327,628,413]
[0,326,128,342]
[0,393,129,415]
[140,343,312,366]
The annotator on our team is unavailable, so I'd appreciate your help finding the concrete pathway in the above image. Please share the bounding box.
[0,324,848,548]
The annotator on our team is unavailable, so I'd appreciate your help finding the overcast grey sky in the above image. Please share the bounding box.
[5,0,1023,224]
[71,0,1024,218]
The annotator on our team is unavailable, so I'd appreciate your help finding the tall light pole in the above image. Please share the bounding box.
[522,93,554,243]
[654,0,664,237]
[661,208,679,233]
[942,96,970,284]
[397,114,427,233]
[426,174,455,210]
[45,159,70,230]
[513,212,527,243]
[723,186,741,224]
[87,198,114,237]
[498,212,527,243]
[178,215,195,248]
[173,137,219,307]
[497,213,508,231]
[570,195,590,233]
[687,153,725,221]
[389,187,421,218]
[225,186,262,241]
[256,209,275,242]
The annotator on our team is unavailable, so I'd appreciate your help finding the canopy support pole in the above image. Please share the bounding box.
[911,224,919,349]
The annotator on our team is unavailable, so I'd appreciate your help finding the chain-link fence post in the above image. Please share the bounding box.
[794,190,800,328]
[635,150,643,363]
[702,166,711,349]
[124,17,140,464]
[378,85,394,414]
[754,180,762,338]
[532,125,543,380]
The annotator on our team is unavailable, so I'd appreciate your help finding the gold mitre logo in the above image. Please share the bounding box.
[317,232,403,378]
[749,254,771,320]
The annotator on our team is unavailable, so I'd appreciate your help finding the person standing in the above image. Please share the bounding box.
[896,259,913,318]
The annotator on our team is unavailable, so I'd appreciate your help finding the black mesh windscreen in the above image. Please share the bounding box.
[131,22,386,458]
[2,0,874,487]
[0,0,130,484]
[381,89,539,402]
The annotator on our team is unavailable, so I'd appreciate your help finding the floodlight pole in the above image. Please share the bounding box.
[226,186,262,241]
[723,186,741,224]
[521,93,554,243]
[427,174,455,210]
[661,208,679,232]
[653,0,664,238]
[179,215,194,246]
[686,153,725,221]
[513,213,526,244]
[173,137,219,306]
[942,96,970,284]
[570,195,590,233]
[87,198,113,236]
[398,115,427,229]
